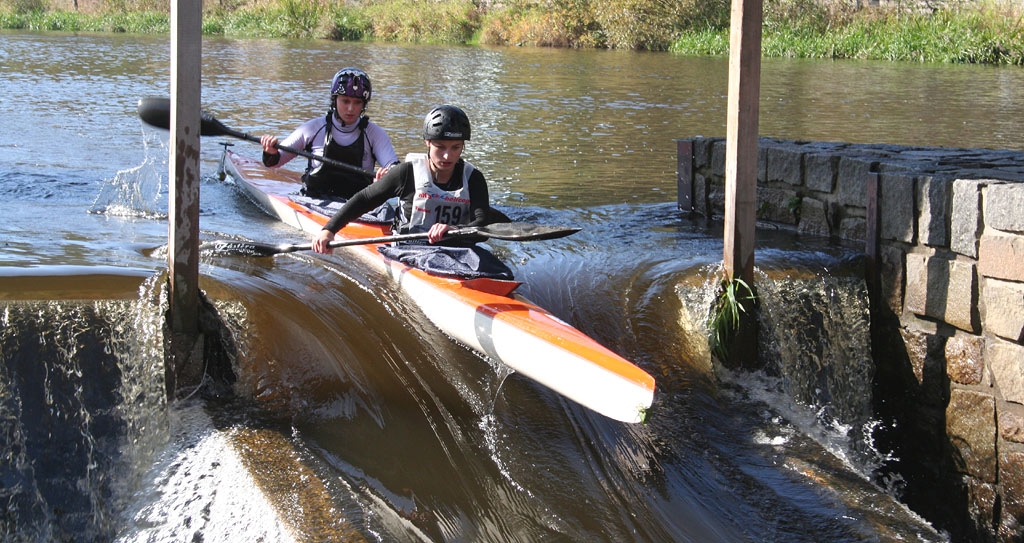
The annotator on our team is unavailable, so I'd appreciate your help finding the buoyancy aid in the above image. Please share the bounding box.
[302,115,372,199]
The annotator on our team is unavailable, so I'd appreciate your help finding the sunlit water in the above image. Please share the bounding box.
[5,30,1020,541]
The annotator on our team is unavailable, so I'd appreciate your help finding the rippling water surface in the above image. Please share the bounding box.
[5,29,1021,542]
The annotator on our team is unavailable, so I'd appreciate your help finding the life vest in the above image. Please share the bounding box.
[400,152,474,234]
[302,115,371,199]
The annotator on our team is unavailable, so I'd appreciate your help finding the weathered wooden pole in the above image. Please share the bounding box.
[723,0,762,283]
[721,0,763,366]
[165,0,203,398]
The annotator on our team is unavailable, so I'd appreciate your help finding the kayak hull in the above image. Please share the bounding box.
[219,150,655,423]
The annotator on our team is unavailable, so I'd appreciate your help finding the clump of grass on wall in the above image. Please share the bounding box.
[707,277,756,362]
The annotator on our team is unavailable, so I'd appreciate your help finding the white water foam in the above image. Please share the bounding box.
[115,402,296,543]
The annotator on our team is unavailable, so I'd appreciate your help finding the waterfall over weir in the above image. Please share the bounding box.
[1,252,942,542]
[680,260,884,477]
[759,275,874,429]
[0,273,299,542]
[0,278,167,541]
[756,273,882,470]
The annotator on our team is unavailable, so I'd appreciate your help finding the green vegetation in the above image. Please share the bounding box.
[707,277,756,362]
[2,0,1022,64]
[787,195,802,219]
[0,7,169,33]
[671,0,1024,64]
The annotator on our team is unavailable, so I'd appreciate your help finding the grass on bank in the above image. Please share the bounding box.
[671,0,1024,64]
[1,0,1022,65]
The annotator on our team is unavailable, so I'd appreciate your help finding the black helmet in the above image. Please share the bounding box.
[422,105,471,141]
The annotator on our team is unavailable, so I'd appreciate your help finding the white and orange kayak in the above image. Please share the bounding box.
[217,149,655,423]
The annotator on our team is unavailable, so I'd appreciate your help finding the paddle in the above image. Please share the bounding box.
[137,96,373,180]
[204,222,581,257]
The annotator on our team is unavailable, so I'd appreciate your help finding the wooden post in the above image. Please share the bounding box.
[165,0,203,398]
[723,0,762,285]
[720,0,762,368]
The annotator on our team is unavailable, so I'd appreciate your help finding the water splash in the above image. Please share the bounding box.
[89,128,167,219]
[114,403,298,543]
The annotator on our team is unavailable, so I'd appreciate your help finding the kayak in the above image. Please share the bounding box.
[216,148,655,423]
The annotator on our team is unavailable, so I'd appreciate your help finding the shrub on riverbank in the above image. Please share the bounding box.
[1,0,1022,65]
[670,0,1024,64]
[363,0,478,43]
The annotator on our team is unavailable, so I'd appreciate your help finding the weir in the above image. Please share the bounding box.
[678,263,878,463]
[2,259,926,541]
[679,136,1024,542]
[0,286,167,541]
[0,274,360,541]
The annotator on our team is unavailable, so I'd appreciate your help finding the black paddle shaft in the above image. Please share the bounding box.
[137,97,373,180]
[206,223,582,257]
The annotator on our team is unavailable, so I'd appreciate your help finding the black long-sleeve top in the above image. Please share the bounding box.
[322,159,490,234]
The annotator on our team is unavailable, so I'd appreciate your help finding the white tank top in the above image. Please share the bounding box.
[403,152,474,234]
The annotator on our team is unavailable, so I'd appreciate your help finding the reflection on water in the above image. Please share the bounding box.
[759,57,1024,152]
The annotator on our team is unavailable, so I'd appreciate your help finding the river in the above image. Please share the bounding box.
[3,30,1024,542]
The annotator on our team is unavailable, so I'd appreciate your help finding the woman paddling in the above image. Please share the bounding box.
[259,67,399,199]
[312,105,513,280]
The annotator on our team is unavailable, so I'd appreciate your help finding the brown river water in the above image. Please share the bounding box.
[3,30,1024,542]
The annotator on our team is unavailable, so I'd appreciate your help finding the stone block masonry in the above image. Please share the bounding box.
[678,136,1024,542]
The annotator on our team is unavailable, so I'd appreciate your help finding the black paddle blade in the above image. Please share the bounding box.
[137,97,171,130]
[137,97,231,137]
[201,240,297,257]
[477,223,581,241]
[199,110,233,137]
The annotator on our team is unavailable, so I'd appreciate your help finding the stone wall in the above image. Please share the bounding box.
[678,136,1024,542]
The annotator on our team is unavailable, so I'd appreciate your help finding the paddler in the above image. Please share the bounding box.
[259,67,399,199]
[311,105,513,280]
